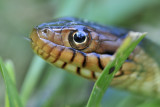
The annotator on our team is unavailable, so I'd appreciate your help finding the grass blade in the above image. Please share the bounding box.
[0,58,23,107]
[5,60,16,107]
[20,55,46,106]
[86,32,146,107]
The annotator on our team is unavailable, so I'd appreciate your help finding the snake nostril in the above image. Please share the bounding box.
[43,29,48,33]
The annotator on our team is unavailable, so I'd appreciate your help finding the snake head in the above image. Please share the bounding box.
[29,17,144,81]
[30,17,128,55]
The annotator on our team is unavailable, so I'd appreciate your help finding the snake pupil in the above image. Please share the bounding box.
[73,32,86,43]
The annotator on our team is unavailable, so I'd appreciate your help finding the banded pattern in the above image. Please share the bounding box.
[30,17,160,98]
[30,27,141,80]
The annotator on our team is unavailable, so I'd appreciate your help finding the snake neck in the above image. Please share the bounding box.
[111,46,160,98]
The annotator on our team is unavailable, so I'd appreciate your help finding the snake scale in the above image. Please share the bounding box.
[30,17,160,98]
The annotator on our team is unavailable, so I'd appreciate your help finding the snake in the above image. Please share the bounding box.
[30,17,160,98]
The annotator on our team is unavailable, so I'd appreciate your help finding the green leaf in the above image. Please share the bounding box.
[5,60,16,107]
[86,32,146,107]
[137,99,160,107]
[0,57,23,107]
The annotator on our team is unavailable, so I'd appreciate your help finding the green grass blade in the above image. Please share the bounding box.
[20,55,46,106]
[0,57,23,107]
[28,67,66,107]
[137,99,160,107]
[4,60,16,84]
[86,32,146,107]
[5,94,10,107]
[5,60,16,107]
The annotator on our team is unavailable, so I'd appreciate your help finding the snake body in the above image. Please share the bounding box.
[30,17,160,98]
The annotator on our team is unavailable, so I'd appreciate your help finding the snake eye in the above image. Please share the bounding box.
[68,30,91,50]
[73,32,86,43]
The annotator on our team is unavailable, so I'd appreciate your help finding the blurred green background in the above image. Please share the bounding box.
[0,0,160,107]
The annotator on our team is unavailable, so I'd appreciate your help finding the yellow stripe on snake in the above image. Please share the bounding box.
[30,17,160,98]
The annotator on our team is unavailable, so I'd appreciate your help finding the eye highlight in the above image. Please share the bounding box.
[68,29,91,50]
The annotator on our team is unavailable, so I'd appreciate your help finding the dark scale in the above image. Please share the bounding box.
[109,66,115,74]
